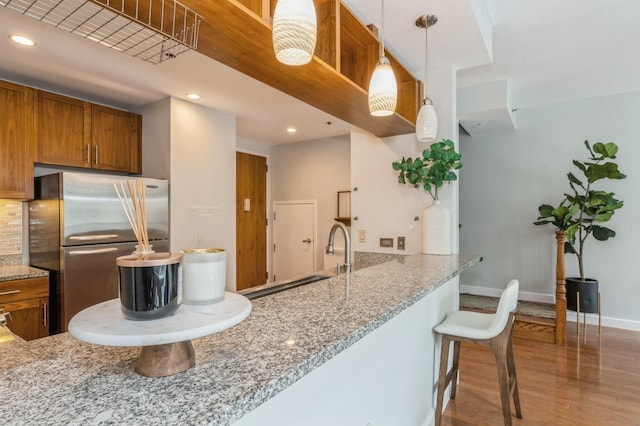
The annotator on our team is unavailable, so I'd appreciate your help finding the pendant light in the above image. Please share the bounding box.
[415,14,438,142]
[272,0,318,66]
[368,0,397,116]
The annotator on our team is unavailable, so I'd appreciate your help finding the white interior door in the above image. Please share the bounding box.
[273,201,316,282]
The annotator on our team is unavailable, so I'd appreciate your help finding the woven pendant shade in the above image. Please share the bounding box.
[415,14,438,142]
[273,0,317,66]
[416,99,438,142]
[368,57,397,116]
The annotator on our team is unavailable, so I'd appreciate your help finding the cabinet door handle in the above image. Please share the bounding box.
[42,302,47,327]
[69,234,119,241]
[69,247,119,256]
[0,290,20,296]
[87,144,90,164]
[95,145,99,165]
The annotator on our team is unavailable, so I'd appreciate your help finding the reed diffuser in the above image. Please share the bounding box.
[114,179,153,256]
[114,179,183,320]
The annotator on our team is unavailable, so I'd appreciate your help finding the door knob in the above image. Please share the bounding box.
[302,239,312,243]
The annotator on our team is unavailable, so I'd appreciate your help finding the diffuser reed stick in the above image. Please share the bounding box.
[114,179,150,256]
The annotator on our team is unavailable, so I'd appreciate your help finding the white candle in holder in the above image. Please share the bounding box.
[182,249,226,304]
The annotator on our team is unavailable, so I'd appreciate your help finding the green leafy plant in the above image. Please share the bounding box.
[534,141,626,281]
[392,139,462,200]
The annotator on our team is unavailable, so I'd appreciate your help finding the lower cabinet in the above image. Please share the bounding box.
[0,277,49,341]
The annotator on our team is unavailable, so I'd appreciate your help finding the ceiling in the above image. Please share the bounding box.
[1,0,639,145]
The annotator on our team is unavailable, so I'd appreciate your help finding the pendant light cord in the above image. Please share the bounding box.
[424,21,429,102]
[380,0,385,58]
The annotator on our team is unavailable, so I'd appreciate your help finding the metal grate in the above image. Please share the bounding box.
[1,0,203,64]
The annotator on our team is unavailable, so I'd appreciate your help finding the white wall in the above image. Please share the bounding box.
[459,90,640,328]
[350,66,460,256]
[270,136,350,271]
[140,97,171,179]
[142,97,238,291]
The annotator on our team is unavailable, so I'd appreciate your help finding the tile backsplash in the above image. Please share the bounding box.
[0,200,22,255]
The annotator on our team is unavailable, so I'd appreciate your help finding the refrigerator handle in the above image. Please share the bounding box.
[68,248,119,256]
[69,234,119,241]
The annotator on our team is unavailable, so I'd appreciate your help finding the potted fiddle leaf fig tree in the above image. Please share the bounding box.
[534,140,626,313]
[392,139,462,254]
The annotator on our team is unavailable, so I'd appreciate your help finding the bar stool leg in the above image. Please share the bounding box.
[435,335,451,426]
[450,341,461,399]
[507,333,522,419]
[493,333,513,426]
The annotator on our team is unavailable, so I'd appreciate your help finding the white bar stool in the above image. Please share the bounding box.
[434,279,522,426]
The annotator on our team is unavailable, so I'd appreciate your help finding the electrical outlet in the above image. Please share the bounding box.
[397,236,405,250]
[359,229,366,243]
[379,238,393,248]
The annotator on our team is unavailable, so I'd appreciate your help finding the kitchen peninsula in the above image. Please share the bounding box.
[1,254,480,425]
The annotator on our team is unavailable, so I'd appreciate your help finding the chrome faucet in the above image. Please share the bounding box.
[326,222,351,273]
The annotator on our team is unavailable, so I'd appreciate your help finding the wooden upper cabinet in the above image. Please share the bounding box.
[0,80,34,199]
[35,91,91,168]
[33,90,142,174]
[91,105,141,174]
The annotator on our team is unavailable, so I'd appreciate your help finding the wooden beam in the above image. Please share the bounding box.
[92,0,417,138]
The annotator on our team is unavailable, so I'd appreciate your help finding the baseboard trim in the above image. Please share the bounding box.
[460,285,640,331]
[565,312,640,332]
[459,285,554,304]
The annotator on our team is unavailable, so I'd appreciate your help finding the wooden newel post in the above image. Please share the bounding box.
[555,230,567,345]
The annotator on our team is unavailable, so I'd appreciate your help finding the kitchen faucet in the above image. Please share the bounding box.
[326,222,351,273]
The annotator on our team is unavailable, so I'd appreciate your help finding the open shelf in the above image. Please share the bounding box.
[164,0,420,137]
[235,0,270,21]
[387,53,420,125]
[338,3,379,91]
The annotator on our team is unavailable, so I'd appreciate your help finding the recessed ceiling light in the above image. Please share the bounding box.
[186,92,200,100]
[286,127,297,133]
[10,35,35,46]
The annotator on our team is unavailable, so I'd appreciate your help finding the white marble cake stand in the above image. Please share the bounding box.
[68,292,252,377]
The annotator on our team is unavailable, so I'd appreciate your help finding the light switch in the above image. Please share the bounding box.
[397,236,405,250]
[358,229,366,243]
[243,198,250,212]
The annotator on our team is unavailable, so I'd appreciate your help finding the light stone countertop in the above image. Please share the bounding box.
[0,253,480,425]
[0,264,49,282]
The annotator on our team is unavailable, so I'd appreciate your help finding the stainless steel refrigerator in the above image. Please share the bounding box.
[29,172,169,334]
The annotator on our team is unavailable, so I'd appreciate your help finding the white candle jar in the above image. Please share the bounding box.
[182,248,226,304]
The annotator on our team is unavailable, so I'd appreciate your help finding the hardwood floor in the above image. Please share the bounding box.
[441,323,640,425]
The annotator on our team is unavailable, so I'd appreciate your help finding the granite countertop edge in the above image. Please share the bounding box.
[0,265,49,282]
[0,253,481,425]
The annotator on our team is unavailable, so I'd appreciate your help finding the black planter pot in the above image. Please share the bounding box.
[566,277,599,313]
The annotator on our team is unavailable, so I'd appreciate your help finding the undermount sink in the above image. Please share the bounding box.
[243,275,331,300]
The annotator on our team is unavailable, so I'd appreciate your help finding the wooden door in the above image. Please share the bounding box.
[35,91,91,167]
[273,201,316,282]
[0,80,34,199]
[91,105,141,173]
[236,152,267,290]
